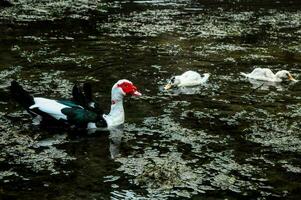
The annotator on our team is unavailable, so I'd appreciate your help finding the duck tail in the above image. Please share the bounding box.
[240,72,248,77]
[10,81,34,109]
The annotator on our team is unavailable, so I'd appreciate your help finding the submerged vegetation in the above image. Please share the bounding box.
[1,0,301,199]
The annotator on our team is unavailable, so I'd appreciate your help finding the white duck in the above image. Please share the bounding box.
[164,70,210,90]
[10,80,142,129]
[241,68,297,82]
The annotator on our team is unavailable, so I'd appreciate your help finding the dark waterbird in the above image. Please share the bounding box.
[10,80,142,129]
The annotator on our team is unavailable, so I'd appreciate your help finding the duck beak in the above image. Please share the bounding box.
[131,85,142,96]
[164,83,172,90]
[288,74,297,82]
[133,91,142,96]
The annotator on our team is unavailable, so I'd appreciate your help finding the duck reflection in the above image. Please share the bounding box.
[87,125,124,159]
[247,78,284,91]
[108,124,124,159]
[160,85,207,95]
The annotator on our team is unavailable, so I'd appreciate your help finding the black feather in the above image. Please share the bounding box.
[61,108,100,125]
[72,83,86,106]
[10,81,34,109]
[83,82,93,102]
[71,82,103,114]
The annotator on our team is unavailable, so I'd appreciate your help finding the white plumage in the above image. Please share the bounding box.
[29,97,72,120]
[241,68,297,82]
[164,70,210,90]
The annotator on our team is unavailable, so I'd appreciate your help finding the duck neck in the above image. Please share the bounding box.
[104,89,125,127]
[275,71,284,82]
[203,73,210,80]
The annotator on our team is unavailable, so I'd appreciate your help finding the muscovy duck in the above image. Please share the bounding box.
[164,70,210,90]
[10,80,141,129]
[240,68,297,82]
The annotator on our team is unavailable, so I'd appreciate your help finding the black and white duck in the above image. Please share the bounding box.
[10,79,142,129]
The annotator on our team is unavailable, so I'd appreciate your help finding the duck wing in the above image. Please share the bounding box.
[83,82,93,102]
[249,68,273,77]
[61,107,98,124]
[72,82,103,114]
[62,107,107,127]
[263,68,275,78]
[83,82,102,112]
[179,71,202,86]
[248,68,275,81]
[72,83,87,106]
[29,98,83,121]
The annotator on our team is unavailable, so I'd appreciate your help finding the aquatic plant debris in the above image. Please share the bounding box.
[0,117,75,181]
[0,0,108,22]
[115,116,276,199]
[1,0,301,199]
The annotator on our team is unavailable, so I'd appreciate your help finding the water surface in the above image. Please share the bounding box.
[1,0,301,199]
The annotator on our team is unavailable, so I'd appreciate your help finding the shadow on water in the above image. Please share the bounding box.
[1,0,301,199]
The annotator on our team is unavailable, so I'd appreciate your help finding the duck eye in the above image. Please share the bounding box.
[171,77,175,83]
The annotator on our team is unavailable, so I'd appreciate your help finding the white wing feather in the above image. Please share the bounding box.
[29,97,69,120]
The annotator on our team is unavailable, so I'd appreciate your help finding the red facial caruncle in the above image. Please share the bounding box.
[117,81,142,96]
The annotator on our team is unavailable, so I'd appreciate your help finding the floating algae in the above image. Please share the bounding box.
[1,0,301,199]
[114,112,278,199]
[245,108,301,153]
[0,114,75,181]
[0,0,108,22]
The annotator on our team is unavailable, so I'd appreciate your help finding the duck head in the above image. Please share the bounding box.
[164,76,180,90]
[112,79,142,98]
[275,70,297,82]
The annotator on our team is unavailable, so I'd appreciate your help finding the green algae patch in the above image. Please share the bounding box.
[245,105,301,153]
[0,0,108,23]
[0,114,75,181]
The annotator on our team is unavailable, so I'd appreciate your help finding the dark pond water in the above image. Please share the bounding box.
[1,0,301,199]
